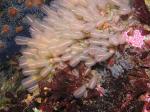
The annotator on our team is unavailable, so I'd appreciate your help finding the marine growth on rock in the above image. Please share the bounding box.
[15,0,140,93]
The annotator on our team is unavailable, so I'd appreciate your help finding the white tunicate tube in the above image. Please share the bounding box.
[95,51,114,62]
[72,69,79,78]
[91,30,110,39]
[48,40,73,50]
[69,55,88,67]
[83,23,96,33]
[40,66,52,77]
[97,0,108,9]
[61,53,73,61]
[28,84,39,92]
[69,56,82,67]
[96,49,114,62]
[88,75,98,89]
[109,36,120,46]
[23,69,37,76]
[38,50,50,57]
[84,68,91,76]
[73,85,87,98]
[83,91,88,98]
[22,51,37,57]
[85,58,96,67]
[22,76,38,88]
[15,36,29,45]
[109,0,131,15]
[88,39,110,47]
[118,34,126,44]
[19,57,30,68]
[28,61,49,69]
[27,41,45,49]
[87,46,107,56]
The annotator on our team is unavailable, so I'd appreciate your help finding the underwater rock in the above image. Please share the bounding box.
[133,0,150,25]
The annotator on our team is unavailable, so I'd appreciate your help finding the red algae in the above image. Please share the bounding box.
[133,0,150,25]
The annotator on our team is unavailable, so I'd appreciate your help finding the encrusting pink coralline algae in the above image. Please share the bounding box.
[15,0,140,95]
[123,29,145,48]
